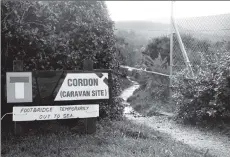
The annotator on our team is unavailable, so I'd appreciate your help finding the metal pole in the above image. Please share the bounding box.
[169,1,174,103]
[171,14,194,78]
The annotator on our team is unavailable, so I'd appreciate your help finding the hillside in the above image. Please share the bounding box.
[115,21,170,40]
[176,13,230,31]
[115,21,170,31]
[177,13,230,42]
[115,13,230,43]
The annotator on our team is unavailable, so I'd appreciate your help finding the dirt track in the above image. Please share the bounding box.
[121,78,230,157]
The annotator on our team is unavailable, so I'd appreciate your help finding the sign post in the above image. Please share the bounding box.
[6,60,110,135]
[12,60,24,135]
[83,59,96,134]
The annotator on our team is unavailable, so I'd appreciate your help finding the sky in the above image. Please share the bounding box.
[106,1,230,23]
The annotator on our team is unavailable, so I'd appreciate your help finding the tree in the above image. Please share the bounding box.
[115,30,145,67]
[1,0,123,119]
[142,34,212,69]
[2,1,118,71]
[115,36,129,65]
[143,36,170,67]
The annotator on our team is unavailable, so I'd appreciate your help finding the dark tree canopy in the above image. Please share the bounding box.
[1,1,118,72]
[1,1,123,119]
[144,37,170,64]
[142,34,212,68]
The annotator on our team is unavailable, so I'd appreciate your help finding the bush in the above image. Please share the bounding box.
[143,36,170,66]
[134,53,170,103]
[1,1,123,120]
[173,50,230,126]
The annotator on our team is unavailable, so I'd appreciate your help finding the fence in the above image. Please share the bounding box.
[172,13,230,75]
[118,2,230,112]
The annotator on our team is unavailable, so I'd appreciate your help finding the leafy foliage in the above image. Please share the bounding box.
[173,49,230,126]
[142,34,230,127]
[128,34,230,119]
[115,30,148,48]
[142,34,212,69]
[126,51,171,116]
[2,1,117,71]
[1,0,123,119]
[114,36,129,66]
[126,36,172,109]
[143,37,170,66]
[115,30,143,67]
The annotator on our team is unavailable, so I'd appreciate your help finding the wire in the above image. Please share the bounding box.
[1,112,13,120]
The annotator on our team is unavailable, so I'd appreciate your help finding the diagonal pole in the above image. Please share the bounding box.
[171,6,194,78]
[169,1,174,103]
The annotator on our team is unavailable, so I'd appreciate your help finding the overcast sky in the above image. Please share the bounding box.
[106,1,230,23]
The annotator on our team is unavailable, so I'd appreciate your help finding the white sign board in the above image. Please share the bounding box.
[13,104,99,121]
[55,73,109,101]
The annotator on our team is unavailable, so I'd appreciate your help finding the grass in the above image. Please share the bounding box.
[0,74,212,157]
[125,71,177,117]
[1,118,211,157]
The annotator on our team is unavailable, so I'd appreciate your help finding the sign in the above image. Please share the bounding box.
[6,72,32,103]
[13,104,99,121]
[55,73,109,101]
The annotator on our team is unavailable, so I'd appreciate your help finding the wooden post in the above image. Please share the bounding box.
[13,60,24,135]
[83,59,96,134]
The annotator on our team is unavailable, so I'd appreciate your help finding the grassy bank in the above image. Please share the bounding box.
[127,73,176,116]
[1,119,209,157]
[126,73,230,139]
